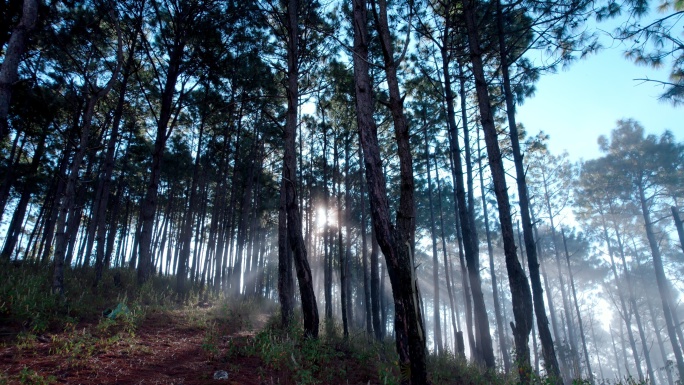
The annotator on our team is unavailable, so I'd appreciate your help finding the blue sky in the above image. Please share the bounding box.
[517,36,682,162]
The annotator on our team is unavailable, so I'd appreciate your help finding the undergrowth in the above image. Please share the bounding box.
[0,262,662,385]
[0,261,175,337]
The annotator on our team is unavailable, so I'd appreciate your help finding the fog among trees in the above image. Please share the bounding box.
[1,0,682,384]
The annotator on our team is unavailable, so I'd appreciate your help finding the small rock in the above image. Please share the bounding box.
[213,370,229,380]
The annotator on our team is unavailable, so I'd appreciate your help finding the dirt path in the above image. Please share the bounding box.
[0,308,281,385]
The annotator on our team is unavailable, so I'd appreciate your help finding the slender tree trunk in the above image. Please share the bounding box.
[540,174,578,380]
[449,151,476,359]
[435,158,461,357]
[233,137,258,296]
[1,130,45,260]
[444,49,492,364]
[617,232,656,384]
[0,0,38,142]
[637,183,684,381]
[530,206,563,359]
[344,136,354,328]
[589,314,604,379]
[494,0,561,380]
[282,0,319,338]
[0,132,24,219]
[137,35,184,284]
[561,229,593,383]
[354,0,427,381]
[600,215,644,381]
[649,301,675,385]
[462,0,533,380]
[610,328,624,379]
[278,178,294,327]
[360,142,373,337]
[176,111,207,295]
[335,138,349,337]
[517,222,539,375]
[477,128,510,371]
[456,59,494,368]
[93,43,139,285]
[423,122,443,355]
[371,222,382,340]
[619,320,632,377]
[52,56,121,293]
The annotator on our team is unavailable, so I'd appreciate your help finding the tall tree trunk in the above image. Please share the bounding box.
[278,178,294,327]
[561,229,593,383]
[455,60,494,367]
[600,213,644,381]
[477,129,510,371]
[610,328,624,379]
[360,141,373,336]
[353,0,427,381]
[176,105,207,295]
[93,41,139,285]
[282,0,319,338]
[343,136,354,328]
[0,0,38,142]
[649,301,675,385]
[619,320,633,377]
[530,207,562,346]
[494,0,561,380]
[423,122,443,355]
[137,33,184,283]
[449,151,476,359]
[637,183,684,381]
[52,31,122,289]
[589,314,604,379]
[435,157,461,356]
[462,0,534,380]
[1,129,45,260]
[233,136,258,297]
[540,172,578,380]
[443,44,492,364]
[335,137,349,337]
[618,232,656,384]
[371,221,382,340]
[0,133,25,221]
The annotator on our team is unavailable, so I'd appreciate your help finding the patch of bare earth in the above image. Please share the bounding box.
[0,309,380,385]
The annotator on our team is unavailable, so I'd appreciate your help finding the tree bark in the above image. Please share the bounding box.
[278,178,294,327]
[423,121,443,355]
[435,157,461,357]
[637,183,684,381]
[494,0,562,381]
[137,31,184,283]
[462,0,534,381]
[477,129,510,371]
[282,0,319,338]
[0,0,38,142]
[353,0,427,381]
[334,137,349,337]
[561,229,593,383]
[600,213,644,381]
[176,93,208,295]
[360,141,373,337]
[442,42,493,365]
[1,129,45,261]
[448,151,476,359]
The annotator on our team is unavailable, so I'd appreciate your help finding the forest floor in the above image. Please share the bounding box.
[0,303,382,385]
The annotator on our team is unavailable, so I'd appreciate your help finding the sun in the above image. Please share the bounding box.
[316,206,328,231]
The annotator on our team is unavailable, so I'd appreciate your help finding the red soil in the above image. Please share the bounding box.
[0,309,378,385]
